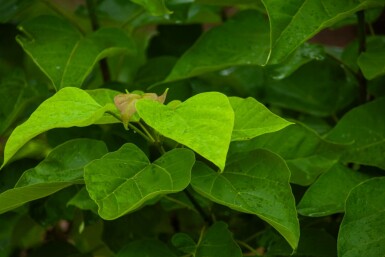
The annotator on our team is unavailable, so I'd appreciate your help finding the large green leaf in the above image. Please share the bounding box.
[1,87,117,168]
[357,36,385,80]
[229,97,293,141]
[17,15,135,90]
[130,0,171,16]
[136,92,233,171]
[297,164,371,217]
[116,239,177,257]
[264,59,356,117]
[230,124,343,185]
[338,177,385,257]
[162,10,270,83]
[0,139,107,214]
[326,97,385,169]
[84,144,195,220]
[191,150,299,250]
[262,0,384,64]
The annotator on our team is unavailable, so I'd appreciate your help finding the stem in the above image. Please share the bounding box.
[184,189,213,225]
[86,0,111,83]
[236,240,263,256]
[127,123,153,143]
[138,121,156,142]
[356,10,368,103]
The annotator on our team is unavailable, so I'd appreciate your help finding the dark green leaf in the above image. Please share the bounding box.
[84,144,195,220]
[172,233,197,254]
[191,150,299,250]
[326,97,385,169]
[163,10,270,83]
[67,186,98,213]
[0,139,108,214]
[1,87,117,168]
[297,164,371,217]
[230,124,343,185]
[338,177,385,256]
[17,15,135,90]
[136,92,233,171]
[357,36,385,80]
[229,96,293,141]
[262,0,384,64]
[116,239,176,257]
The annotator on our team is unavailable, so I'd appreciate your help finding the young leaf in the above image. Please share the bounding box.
[326,97,385,169]
[338,177,385,257]
[229,96,293,141]
[230,124,343,185]
[0,139,108,214]
[163,10,270,83]
[136,92,234,171]
[191,149,300,250]
[84,144,195,220]
[297,164,371,217]
[130,0,172,16]
[16,15,135,90]
[1,87,116,168]
[262,0,384,64]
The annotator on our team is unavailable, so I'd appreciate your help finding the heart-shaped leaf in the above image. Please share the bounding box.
[1,87,117,168]
[136,92,234,171]
[84,143,195,220]
[229,96,293,141]
[191,149,300,250]
[17,15,135,90]
[262,0,384,64]
[0,139,107,214]
[338,177,385,257]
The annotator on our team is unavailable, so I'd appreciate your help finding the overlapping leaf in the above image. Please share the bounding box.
[1,87,117,168]
[163,10,270,83]
[130,0,171,16]
[230,124,343,185]
[338,177,385,257]
[17,15,135,90]
[229,96,292,141]
[262,0,385,64]
[0,139,107,214]
[191,150,299,249]
[136,92,233,171]
[84,144,195,220]
[297,164,371,217]
[357,36,385,80]
[326,97,385,169]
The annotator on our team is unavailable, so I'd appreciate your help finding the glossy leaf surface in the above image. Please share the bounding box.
[297,164,371,217]
[164,10,270,83]
[0,139,107,214]
[84,144,195,220]
[136,92,233,171]
[191,150,299,249]
[338,177,385,257]
[1,87,116,168]
[17,15,135,90]
[326,97,385,169]
[229,96,293,141]
[262,0,384,64]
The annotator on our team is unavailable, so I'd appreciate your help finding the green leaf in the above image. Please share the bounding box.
[1,87,116,168]
[163,10,270,83]
[191,150,300,250]
[326,97,385,169]
[262,0,384,64]
[297,164,371,217]
[357,36,385,80]
[17,15,135,90]
[130,0,172,16]
[0,139,107,214]
[338,177,385,257]
[172,233,197,254]
[67,186,98,213]
[116,239,176,257]
[84,144,195,220]
[136,92,234,171]
[86,88,121,124]
[195,222,242,257]
[230,124,343,185]
[264,59,356,117]
[229,96,293,141]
